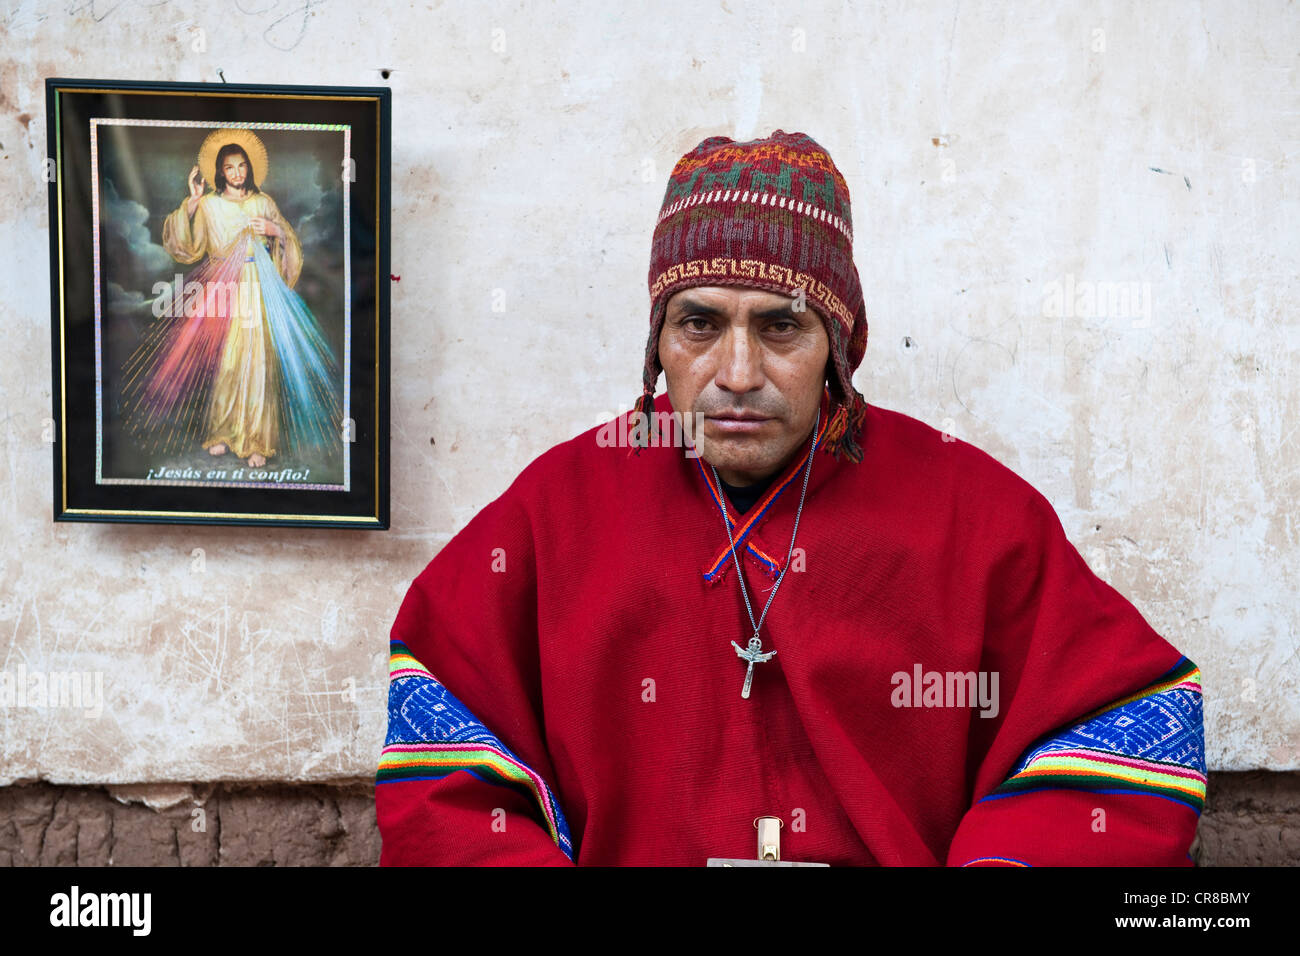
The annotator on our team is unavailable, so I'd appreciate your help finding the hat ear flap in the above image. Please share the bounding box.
[822,312,869,464]
[847,300,869,371]
[631,302,667,452]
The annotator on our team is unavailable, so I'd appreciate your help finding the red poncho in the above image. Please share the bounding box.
[377,389,1205,866]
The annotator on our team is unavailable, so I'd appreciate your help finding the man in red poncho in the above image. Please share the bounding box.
[376,131,1205,866]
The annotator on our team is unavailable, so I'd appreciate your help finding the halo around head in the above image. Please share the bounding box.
[198,128,269,190]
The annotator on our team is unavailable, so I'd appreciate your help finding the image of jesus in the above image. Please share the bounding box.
[122,127,343,473]
[164,142,296,466]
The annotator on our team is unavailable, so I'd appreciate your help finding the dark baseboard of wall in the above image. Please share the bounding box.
[0,780,380,867]
[0,771,1295,866]
[1193,770,1300,865]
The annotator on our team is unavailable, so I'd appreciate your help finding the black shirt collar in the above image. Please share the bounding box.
[716,469,781,515]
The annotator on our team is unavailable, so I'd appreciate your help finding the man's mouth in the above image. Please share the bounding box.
[705,412,772,434]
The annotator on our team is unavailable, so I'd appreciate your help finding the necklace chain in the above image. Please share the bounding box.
[711,405,821,642]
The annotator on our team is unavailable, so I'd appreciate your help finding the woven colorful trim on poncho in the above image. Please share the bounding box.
[983,657,1206,812]
[378,640,575,860]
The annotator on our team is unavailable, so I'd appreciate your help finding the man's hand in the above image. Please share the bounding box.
[248,216,281,238]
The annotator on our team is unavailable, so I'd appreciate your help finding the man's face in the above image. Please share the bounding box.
[223,155,247,188]
[658,285,829,486]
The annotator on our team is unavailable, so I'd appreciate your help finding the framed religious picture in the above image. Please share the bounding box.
[45,78,390,528]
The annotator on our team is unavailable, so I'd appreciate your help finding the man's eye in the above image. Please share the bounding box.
[684,317,712,332]
[769,320,797,333]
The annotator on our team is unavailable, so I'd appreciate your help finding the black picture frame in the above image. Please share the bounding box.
[46,78,390,529]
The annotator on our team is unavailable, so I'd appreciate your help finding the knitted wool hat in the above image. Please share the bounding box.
[635,129,869,462]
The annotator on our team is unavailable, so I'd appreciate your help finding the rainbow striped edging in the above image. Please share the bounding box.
[378,640,574,860]
[984,658,1206,813]
[387,641,431,682]
[961,856,1031,867]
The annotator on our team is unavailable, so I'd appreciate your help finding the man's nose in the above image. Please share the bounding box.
[714,325,765,395]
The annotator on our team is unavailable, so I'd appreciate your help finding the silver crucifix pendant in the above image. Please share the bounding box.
[732,635,776,699]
